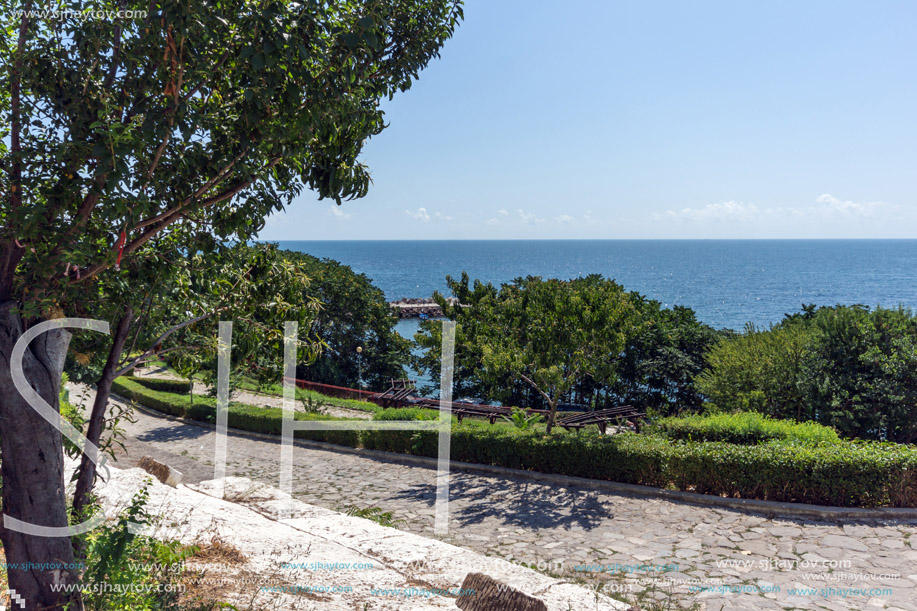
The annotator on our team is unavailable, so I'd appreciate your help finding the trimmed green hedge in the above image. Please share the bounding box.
[371,429,917,507]
[120,376,193,394]
[112,377,917,508]
[112,377,361,447]
[650,412,840,445]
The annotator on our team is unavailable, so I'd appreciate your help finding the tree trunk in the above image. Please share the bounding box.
[72,307,133,528]
[0,302,82,610]
[545,398,558,434]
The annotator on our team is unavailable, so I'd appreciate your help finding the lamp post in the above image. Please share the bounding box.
[356,346,363,391]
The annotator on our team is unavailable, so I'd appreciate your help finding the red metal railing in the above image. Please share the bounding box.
[282,377,378,401]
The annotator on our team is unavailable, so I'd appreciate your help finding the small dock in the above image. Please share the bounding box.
[389,298,460,319]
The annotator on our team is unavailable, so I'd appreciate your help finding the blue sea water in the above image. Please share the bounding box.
[277,239,917,332]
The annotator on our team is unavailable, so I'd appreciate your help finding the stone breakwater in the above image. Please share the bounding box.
[389,298,460,319]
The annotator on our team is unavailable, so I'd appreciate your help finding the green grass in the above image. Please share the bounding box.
[112,376,364,446]
[233,376,380,413]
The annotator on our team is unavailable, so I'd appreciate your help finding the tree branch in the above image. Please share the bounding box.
[72,156,281,283]
[114,308,229,378]
[1,2,32,300]
[519,373,553,406]
[134,145,253,230]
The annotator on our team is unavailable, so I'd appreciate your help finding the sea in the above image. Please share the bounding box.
[275,239,917,393]
[278,239,917,329]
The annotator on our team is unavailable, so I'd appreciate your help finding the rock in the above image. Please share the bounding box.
[138,455,183,487]
[455,572,547,611]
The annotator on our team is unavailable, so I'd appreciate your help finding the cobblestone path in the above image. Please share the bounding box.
[70,383,917,611]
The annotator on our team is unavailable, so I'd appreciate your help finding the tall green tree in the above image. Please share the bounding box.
[416,274,720,416]
[806,305,917,443]
[0,1,462,605]
[66,240,322,545]
[696,322,813,420]
[420,274,640,433]
[281,250,410,389]
[609,300,722,416]
[697,304,917,443]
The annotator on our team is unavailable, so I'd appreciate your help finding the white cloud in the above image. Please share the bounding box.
[554,214,575,224]
[498,209,509,217]
[405,207,454,223]
[485,217,501,226]
[810,193,893,218]
[329,205,352,220]
[405,207,431,222]
[518,209,545,224]
[650,195,911,234]
[652,201,760,222]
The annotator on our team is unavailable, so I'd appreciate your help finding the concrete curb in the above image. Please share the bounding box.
[114,391,917,524]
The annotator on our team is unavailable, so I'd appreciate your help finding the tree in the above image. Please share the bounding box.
[806,305,917,443]
[281,250,410,389]
[609,300,722,416]
[696,304,917,443]
[65,241,323,528]
[0,1,462,606]
[695,322,812,420]
[415,274,718,416]
[421,274,640,433]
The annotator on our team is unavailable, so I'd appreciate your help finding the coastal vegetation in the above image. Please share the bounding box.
[699,304,917,443]
[86,258,917,513]
[413,273,722,420]
[280,250,411,389]
[410,273,917,446]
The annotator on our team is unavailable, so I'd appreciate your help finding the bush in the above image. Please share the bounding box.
[363,407,443,453]
[650,412,840,445]
[112,377,361,447]
[76,481,210,610]
[122,375,193,394]
[697,305,917,443]
[415,429,916,507]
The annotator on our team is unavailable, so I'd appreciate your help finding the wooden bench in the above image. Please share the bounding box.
[373,378,418,408]
[414,399,514,423]
[557,405,645,434]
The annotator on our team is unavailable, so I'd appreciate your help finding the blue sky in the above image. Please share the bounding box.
[259,0,917,240]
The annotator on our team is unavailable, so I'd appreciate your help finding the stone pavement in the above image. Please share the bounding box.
[70,382,917,611]
[80,460,630,611]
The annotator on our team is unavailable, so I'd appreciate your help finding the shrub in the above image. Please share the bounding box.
[649,412,840,445]
[77,481,203,610]
[111,377,361,447]
[697,323,812,418]
[122,375,193,394]
[363,407,443,453]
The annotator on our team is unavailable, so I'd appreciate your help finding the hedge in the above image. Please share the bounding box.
[112,377,361,446]
[112,377,917,508]
[649,411,840,445]
[371,429,917,507]
[120,376,193,394]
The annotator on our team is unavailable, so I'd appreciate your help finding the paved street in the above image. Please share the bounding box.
[70,382,917,610]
